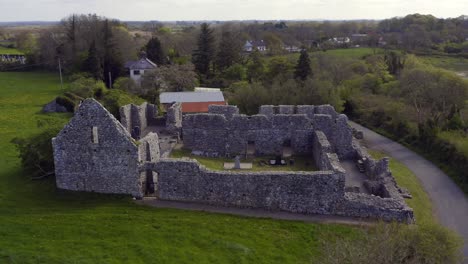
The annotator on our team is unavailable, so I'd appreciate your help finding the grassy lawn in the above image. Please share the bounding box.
[369,150,434,224]
[439,131,468,156]
[170,149,318,172]
[418,55,468,72]
[0,71,366,263]
[0,46,24,55]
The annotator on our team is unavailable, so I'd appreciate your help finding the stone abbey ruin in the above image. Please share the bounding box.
[52,99,415,223]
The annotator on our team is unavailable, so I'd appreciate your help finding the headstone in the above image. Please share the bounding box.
[234,156,241,169]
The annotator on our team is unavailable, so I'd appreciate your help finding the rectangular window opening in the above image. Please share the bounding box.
[92,126,99,144]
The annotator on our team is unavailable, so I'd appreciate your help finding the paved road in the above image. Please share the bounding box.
[350,121,468,260]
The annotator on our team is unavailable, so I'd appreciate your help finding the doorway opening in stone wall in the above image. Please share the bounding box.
[144,170,158,197]
[282,139,293,158]
[246,141,256,157]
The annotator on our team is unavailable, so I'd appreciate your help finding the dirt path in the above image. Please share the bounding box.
[350,121,468,260]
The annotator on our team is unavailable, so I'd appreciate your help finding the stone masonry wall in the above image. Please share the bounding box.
[183,105,354,158]
[140,158,414,222]
[145,159,346,215]
[53,99,143,198]
[166,102,183,135]
[120,102,158,134]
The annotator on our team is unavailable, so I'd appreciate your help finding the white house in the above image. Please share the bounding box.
[329,37,351,45]
[244,40,267,52]
[124,53,157,85]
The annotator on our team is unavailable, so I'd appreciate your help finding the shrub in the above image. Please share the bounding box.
[11,116,69,179]
[100,89,145,119]
[319,222,463,264]
[56,96,76,112]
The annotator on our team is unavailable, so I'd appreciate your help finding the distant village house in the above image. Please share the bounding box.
[244,40,267,52]
[124,52,157,85]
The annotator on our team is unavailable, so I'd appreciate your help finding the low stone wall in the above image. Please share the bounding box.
[353,139,409,200]
[145,159,346,215]
[139,158,414,222]
[339,193,414,223]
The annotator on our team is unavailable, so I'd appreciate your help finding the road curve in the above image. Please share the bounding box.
[350,121,468,260]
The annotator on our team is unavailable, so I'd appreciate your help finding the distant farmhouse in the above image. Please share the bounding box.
[244,40,267,52]
[329,37,351,45]
[124,52,157,85]
[283,45,301,53]
[159,91,226,113]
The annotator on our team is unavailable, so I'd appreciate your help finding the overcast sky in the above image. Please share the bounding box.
[0,0,467,22]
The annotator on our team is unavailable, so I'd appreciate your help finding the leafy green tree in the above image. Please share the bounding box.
[82,41,103,80]
[12,116,69,179]
[266,57,294,83]
[294,49,312,80]
[146,37,166,65]
[247,49,265,82]
[192,23,215,76]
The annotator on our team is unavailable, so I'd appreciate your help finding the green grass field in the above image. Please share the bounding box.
[0,46,24,55]
[418,55,468,72]
[0,71,437,263]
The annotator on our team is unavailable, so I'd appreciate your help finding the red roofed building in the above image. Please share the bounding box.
[159,91,226,113]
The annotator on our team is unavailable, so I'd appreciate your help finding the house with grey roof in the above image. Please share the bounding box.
[244,40,267,52]
[124,52,157,85]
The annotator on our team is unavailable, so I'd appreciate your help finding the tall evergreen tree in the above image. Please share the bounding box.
[216,30,241,72]
[146,37,166,65]
[294,49,312,80]
[82,41,103,80]
[102,19,124,87]
[192,23,215,76]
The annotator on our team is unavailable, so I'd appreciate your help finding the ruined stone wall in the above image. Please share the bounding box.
[120,102,159,135]
[140,158,414,222]
[183,104,353,158]
[53,99,143,198]
[183,113,314,156]
[340,193,414,223]
[208,105,239,119]
[312,131,345,173]
[138,132,161,162]
[146,159,346,215]
[166,102,183,135]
